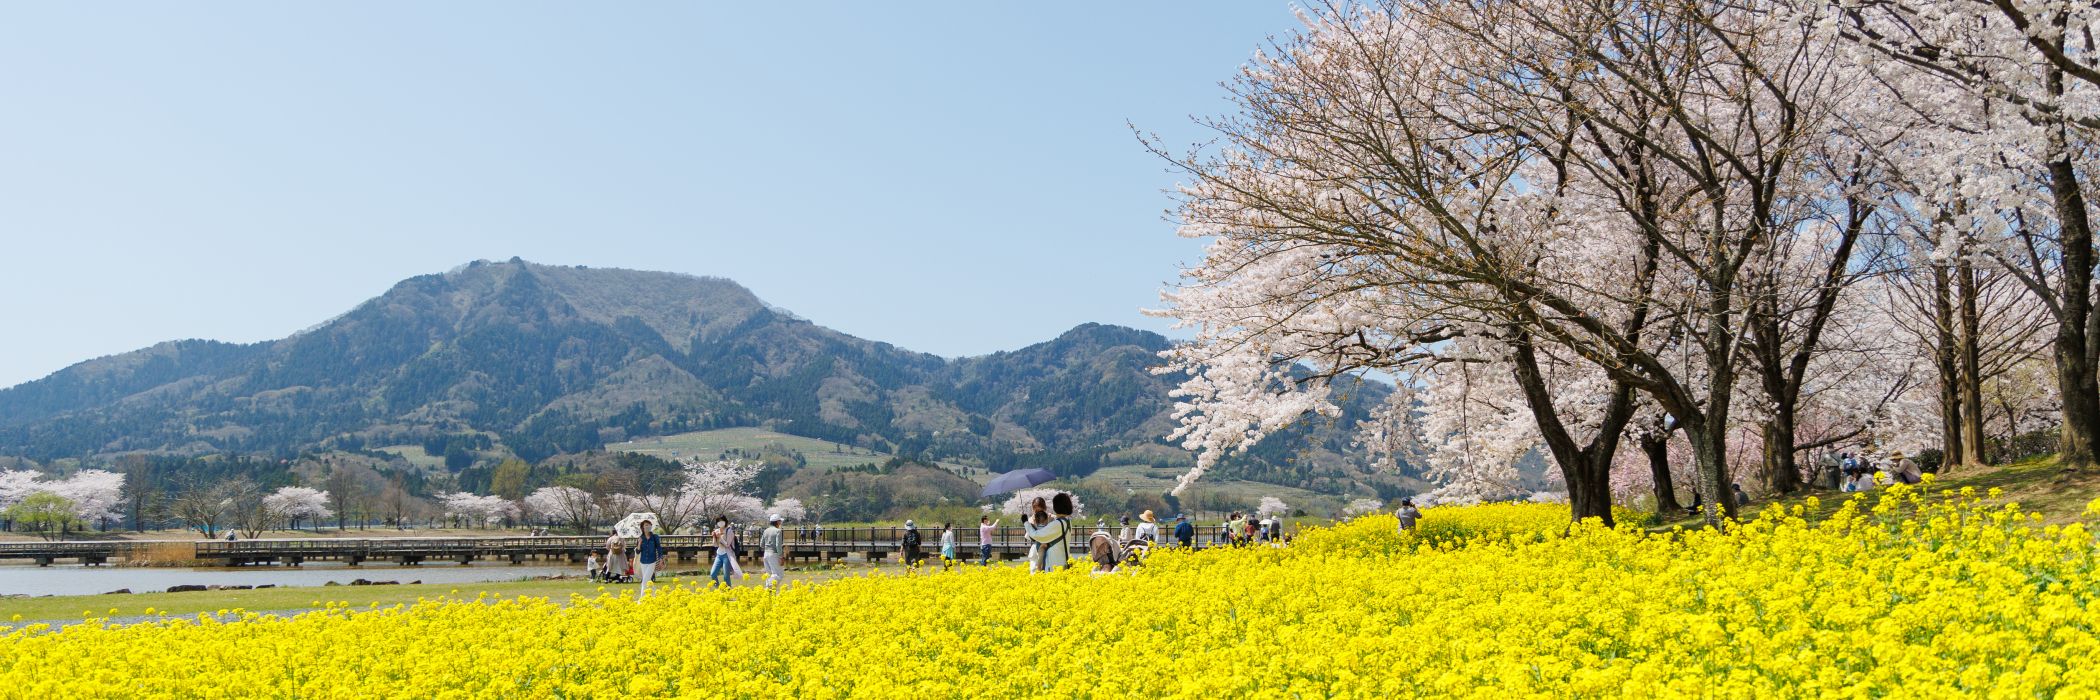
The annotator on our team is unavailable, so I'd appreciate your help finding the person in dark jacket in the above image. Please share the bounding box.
[900,520,924,569]
[636,518,663,599]
[1172,515,1195,548]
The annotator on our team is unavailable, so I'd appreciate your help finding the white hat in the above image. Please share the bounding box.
[905,520,917,529]
[768,513,783,523]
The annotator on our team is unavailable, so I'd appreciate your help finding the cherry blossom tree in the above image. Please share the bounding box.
[0,469,36,513]
[1813,0,2100,469]
[768,498,808,523]
[1000,488,1084,518]
[680,458,762,528]
[49,470,125,529]
[262,486,333,531]
[438,492,517,529]
[1153,0,1863,524]
[524,486,600,532]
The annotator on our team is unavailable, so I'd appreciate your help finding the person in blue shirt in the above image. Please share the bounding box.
[1172,514,1195,548]
[636,518,662,599]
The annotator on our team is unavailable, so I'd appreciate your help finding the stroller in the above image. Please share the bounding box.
[1086,532,1154,574]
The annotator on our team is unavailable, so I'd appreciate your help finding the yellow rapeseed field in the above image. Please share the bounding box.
[4,479,2098,698]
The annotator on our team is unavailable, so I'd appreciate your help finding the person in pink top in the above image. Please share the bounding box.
[978,515,1000,566]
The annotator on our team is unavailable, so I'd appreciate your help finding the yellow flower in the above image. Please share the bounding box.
[5,493,2097,697]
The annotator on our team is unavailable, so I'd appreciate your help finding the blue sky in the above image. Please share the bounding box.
[0,3,1301,387]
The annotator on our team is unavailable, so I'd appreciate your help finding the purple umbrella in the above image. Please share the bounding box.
[980,468,1056,499]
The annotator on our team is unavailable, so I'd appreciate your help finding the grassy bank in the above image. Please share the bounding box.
[1659,452,2099,528]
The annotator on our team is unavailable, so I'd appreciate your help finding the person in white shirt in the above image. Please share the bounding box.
[761,513,786,592]
[977,516,1000,566]
[1025,493,1074,573]
[1134,510,1159,543]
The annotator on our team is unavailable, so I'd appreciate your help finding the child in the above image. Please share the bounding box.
[939,523,957,571]
[586,551,601,582]
[1026,497,1051,574]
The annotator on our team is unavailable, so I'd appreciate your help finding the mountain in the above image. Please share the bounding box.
[0,259,1393,487]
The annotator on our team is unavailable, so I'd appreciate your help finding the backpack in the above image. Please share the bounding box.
[903,530,921,549]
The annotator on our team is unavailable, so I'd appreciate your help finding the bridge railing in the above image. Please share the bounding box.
[6,524,1243,562]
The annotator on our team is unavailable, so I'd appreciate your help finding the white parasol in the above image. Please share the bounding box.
[612,512,661,539]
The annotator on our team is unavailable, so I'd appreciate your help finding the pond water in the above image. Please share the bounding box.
[0,561,583,597]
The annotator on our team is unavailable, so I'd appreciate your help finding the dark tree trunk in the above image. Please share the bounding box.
[2046,148,2100,471]
[1933,265,1965,467]
[1640,428,1682,512]
[1564,453,1615,525]
[1957,260,1989,468]
[1760,390,1803,493]
[2037,59,2100,471]
[1506,329,1637,528]
[1680,416,1737,523]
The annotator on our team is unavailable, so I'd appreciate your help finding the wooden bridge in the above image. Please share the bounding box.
[0,525,1223,567]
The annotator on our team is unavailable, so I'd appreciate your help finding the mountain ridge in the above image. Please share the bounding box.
[0,259,1395,492]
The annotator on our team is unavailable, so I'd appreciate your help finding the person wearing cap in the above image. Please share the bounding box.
[636,518,663,598]
[1395,499,1421,533]
[900,520,924,571]
[1135,511,1159,543]
[761,513,785,592]
[1172,514,1193,548]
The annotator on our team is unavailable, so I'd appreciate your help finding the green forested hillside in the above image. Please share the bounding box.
[0,260,1406,496]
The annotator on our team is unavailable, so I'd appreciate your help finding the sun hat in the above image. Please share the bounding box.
[905,520,917,529]
[1140,510,1156,523]
[769,513,783,523]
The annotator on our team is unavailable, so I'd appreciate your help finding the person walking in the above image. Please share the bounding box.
[635,518,663,599]
[900,520,924,571]
[977,516,999,566]
[1025,493,1074,573]
[1395,499,1421,533]
[1135,511,1159,544]
[586,550,601,582]
[939,523,958,571]
[761,513,786,592]
[1173,514,1194,548]
[709,515,738,588]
